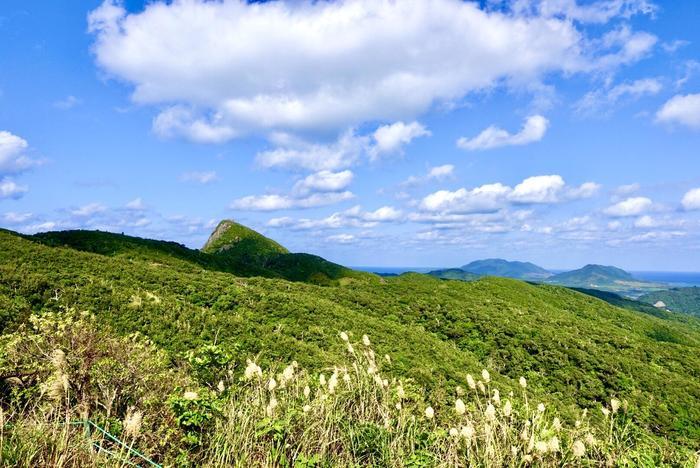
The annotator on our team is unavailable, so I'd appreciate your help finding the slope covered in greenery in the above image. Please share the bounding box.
[639,287,700,317]
[461,258,552,280]
[29,220,364,285]
[1,226,700,459]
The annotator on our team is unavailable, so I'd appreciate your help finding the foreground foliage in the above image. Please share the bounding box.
[2,313,695,466]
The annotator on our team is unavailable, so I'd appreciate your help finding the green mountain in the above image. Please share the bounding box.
[426,268,481,281]
[1,225,700,457]
[545,264,666,297]
[460,258,552,280]
[31,220,364,285]
[202,219,289,257]
[639,287,700,317]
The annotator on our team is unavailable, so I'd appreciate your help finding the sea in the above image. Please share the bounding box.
[352,266,700,287]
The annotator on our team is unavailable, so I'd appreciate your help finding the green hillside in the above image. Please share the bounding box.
[639,287,700,317]
[546,264,667,297]
[461,259,552,280]
[29,221,363,285]
[202,219,289,257]
[2,226,700,463]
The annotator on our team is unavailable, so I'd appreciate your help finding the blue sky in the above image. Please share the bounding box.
[1,0,700,270]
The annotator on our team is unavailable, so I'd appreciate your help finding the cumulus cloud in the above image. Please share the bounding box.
[230,191,354,211]
[566,181,602,199]
[509,175,565,203]
[256,131,367,172]
[656,94,700,130]
[0,131,40,175]
[88,0,655,142]
[153,106,238,143]
[71,202,108,217]
[420,175,598,214]
[682,188,700,211]
[401,164,455,187]
[326,233,357,244]
[370,121,430,159]
[420,183,512,214]
[267,205,402,230]
[181,171,219,184]
[604,196,653,216]
[457,115,549,151]
[574,78,662,115]
[292,170,354,195]
[0,178,28,200]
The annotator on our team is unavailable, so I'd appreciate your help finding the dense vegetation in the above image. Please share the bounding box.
[640,287,700,317]
[30,220,365,285]
[2,225,700,464]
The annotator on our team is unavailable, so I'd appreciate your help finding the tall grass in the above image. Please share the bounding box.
[200,332,690,467]
[1,313,698,466]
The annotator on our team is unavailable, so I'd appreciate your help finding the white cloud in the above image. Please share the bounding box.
[256,130,367,171]
[125,198,146,210]
[615,183,640,196]
[513,0,657,24]
[0,131,40,175]
[326,233,357,244]
[457,115,549,151]
[230,191,354,211]
[662,39,689,54]
[401,164,455,187]
[592,25,657,70]
[509,174,564,203]
[419,174,599,214]
[181,171,219,184]
[682,188,700,211]
[656,94,700,130]
[604,196,653,217]
[153,106,238,143]
[71,202,108,217]
[359,206,403,222]
[574,78,662,114]
[631,214,684,229]
[53,95,82,110]
[88,0,654,142]
[420,183,511,214]
[427,165,455,180]
[0,178,28,200]
[566,181,602,199]
[1,212,33,225]
[370,121,430,159]
[267,204,402,230]
[293,170,353,195]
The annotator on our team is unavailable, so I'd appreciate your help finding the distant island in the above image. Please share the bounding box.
[428,259,667,298]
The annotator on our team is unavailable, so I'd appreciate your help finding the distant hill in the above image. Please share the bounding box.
[427,268,481,281]
[460,258,552,280]
[546,264,666,297]
[639,287,700,317]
